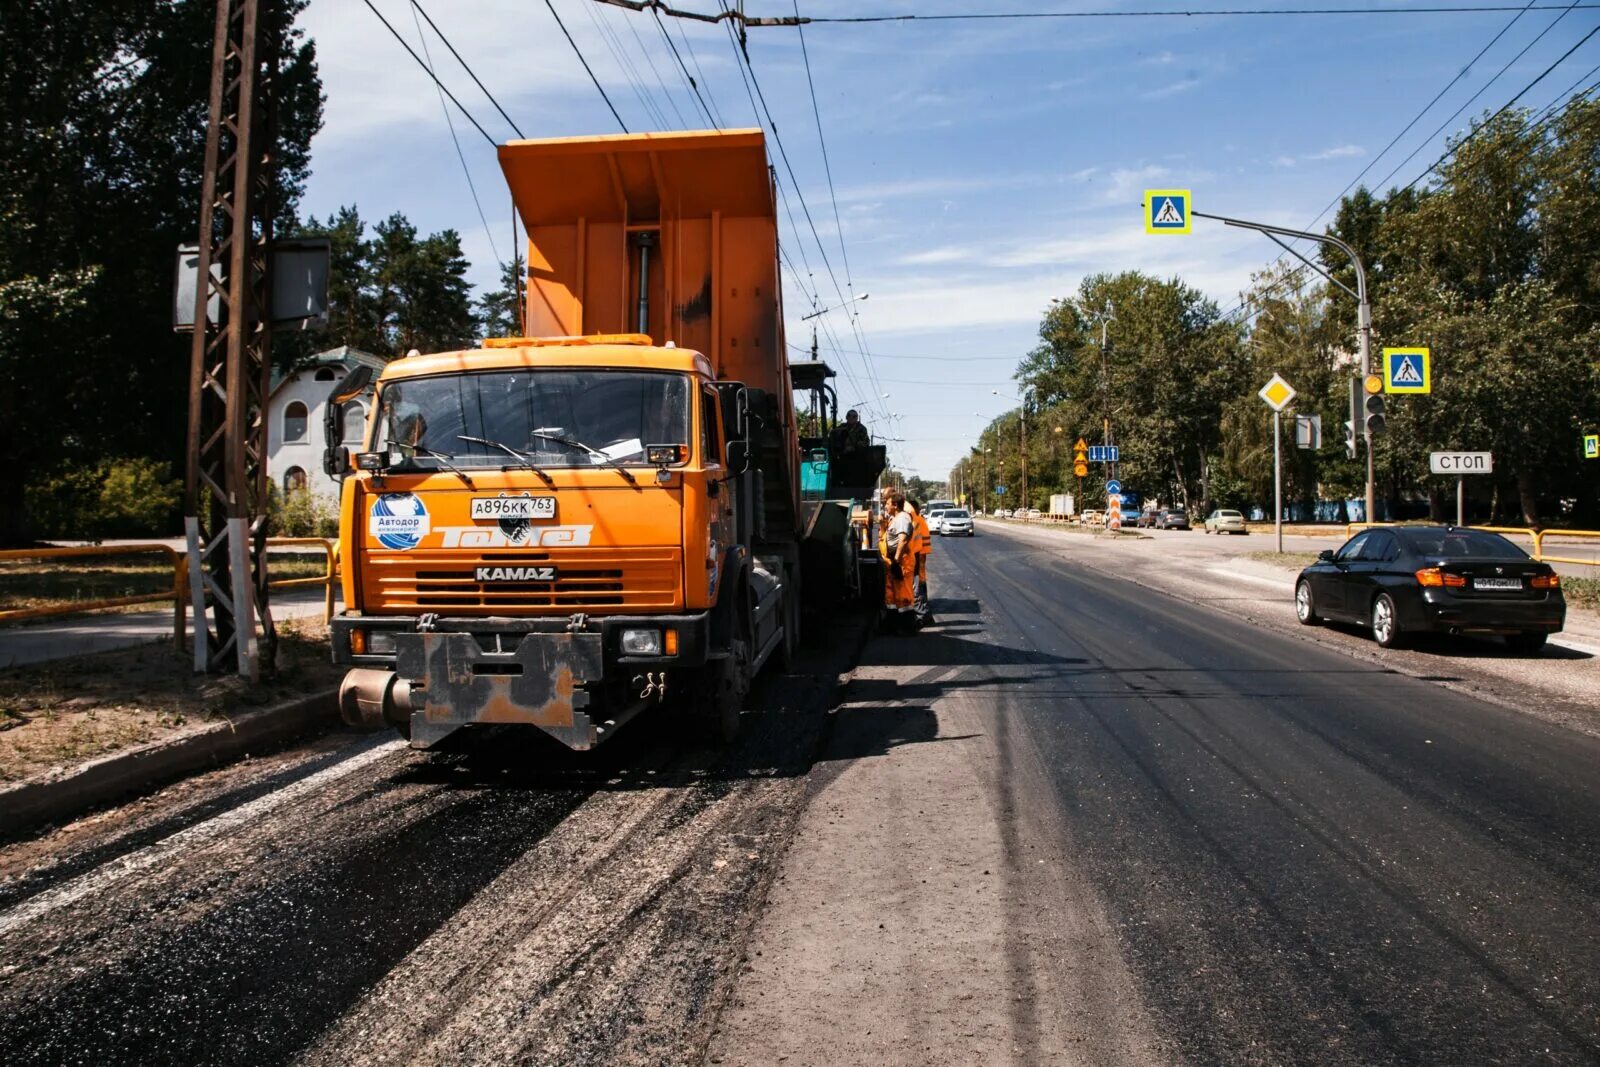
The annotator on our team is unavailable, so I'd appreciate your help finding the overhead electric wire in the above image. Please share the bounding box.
[544,0,631,131]
[794,2,862,353]
[653,5,719,126]
[409,0,525,138]
[796,4,1600,20]
[619,5,690,126]
[606,0,1600,25]
[361,0,497,145]
[725,14,893,418]
[409,2,502,268]
[1226,6,1594,324]
[672,15,727,126]
[1401,18,1600,189]
[584,0,672,128]
[1217,0,1545,323]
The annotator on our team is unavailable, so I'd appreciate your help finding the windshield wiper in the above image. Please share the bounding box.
[406,444,475,489]
[456,435,555,487]
[527,431,640,486]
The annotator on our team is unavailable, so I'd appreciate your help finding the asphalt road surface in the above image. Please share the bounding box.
[907,534,1600,1065]
[5,530,1600,1066]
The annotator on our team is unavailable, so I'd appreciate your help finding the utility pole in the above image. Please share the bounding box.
[1193,210,1375,525]
[185,0,278,679]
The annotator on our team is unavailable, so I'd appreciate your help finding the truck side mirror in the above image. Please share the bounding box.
[726,440,750,474]
[322,365,374,479]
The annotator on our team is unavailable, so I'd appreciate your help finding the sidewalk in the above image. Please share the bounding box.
[0,589,337,669]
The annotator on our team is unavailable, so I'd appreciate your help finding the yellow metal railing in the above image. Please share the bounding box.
[1535,529,1600,568]
[0,539,340,647]
[1342,522,1599,569]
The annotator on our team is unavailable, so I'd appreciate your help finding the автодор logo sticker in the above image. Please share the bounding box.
[369,492,430,550]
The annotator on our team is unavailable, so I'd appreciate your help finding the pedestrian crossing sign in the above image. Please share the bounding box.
[1383,347,1431,394]
[1585,433,1599,459]
[1144,189,1191,234]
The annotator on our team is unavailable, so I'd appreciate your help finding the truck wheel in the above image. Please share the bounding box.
[691,636,749,744]
[775,587,800,671]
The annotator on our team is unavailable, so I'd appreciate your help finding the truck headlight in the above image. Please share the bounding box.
[620,628,662,655]
[367,630,398,655]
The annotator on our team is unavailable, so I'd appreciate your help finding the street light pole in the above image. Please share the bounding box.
[1193,210,1375,525]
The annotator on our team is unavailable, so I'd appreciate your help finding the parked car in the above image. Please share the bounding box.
[1080,509,1103,527]
[927,508,949,533]
[1157,509,1190,530]
[1295,525,1564,652]
[1025,508,1042,520]
[939,508,974,536]
[1136,510,1160,528]
[1204,509,1247,534]
[996,508,1012,518]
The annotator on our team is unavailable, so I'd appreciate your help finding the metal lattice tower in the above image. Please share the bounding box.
[184,0,277,679]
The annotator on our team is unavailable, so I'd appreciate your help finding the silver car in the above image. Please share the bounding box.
[1204,508,1248,534]
[939,508,974,536]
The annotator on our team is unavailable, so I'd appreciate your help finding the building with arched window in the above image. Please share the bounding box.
[266,345,385,506]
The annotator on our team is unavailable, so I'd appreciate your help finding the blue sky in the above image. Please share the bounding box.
[299,1,1600,479]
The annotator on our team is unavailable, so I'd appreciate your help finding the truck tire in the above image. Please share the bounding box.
[775,586,800,671]
[690,635,748,744]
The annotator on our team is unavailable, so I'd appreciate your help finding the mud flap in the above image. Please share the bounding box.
[394,632,605,750]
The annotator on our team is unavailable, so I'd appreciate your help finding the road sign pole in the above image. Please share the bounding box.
[1192,209,1374,525]
[1457,476,1464,527]
[1274,410,1283,554]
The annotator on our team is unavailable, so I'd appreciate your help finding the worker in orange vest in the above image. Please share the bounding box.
[877,486,917,633]
[908,499,933,626]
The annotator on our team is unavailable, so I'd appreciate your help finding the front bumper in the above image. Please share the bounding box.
[332,612,710,750]
[1403,590,1566,635]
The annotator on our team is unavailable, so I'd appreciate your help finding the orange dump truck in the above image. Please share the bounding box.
[325,129,867,749]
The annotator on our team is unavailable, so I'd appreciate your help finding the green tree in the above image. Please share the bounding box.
[478,255,526,339]
[0,0,322,544]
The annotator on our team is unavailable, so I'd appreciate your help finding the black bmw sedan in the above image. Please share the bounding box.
[1295,525,1565,653]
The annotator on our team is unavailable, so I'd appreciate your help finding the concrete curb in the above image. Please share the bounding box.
[0,688,340,839]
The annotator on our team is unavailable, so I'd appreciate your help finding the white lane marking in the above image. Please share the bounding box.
[0,735,406,939]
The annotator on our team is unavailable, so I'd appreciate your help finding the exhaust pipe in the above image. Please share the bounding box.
[339,668,415,729]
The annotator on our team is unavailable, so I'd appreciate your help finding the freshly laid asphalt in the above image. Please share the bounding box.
[923,533,1600,1065]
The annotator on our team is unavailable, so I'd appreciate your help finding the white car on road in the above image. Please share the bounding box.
[1204,509,1248,534]
[938,508,974,536]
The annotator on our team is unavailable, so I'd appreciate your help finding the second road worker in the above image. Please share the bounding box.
[878,486,917,634]
[908,499,933,626]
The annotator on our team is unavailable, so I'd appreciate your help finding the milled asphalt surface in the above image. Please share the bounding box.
[0,613,865,1067]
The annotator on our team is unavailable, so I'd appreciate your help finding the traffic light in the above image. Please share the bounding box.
[1343,420,1357,460]
[1365,392,1386,435]
[1359,373,1386,435]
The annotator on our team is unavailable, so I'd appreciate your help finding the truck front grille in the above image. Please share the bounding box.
[368,548,681,613]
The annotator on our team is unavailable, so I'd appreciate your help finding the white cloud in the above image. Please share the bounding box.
[1141,78,1202,100]
[1305,143,1366,161]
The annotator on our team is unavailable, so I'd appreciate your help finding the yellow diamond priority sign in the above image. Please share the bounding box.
[1258,373,1296,412]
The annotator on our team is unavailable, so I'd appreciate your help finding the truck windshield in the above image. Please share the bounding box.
[376,369,690,469]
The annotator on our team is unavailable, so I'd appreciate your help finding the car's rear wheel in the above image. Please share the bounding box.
[1371,593,1404,649]
[1506,631,1548,655]
[1295,580,1320,626]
